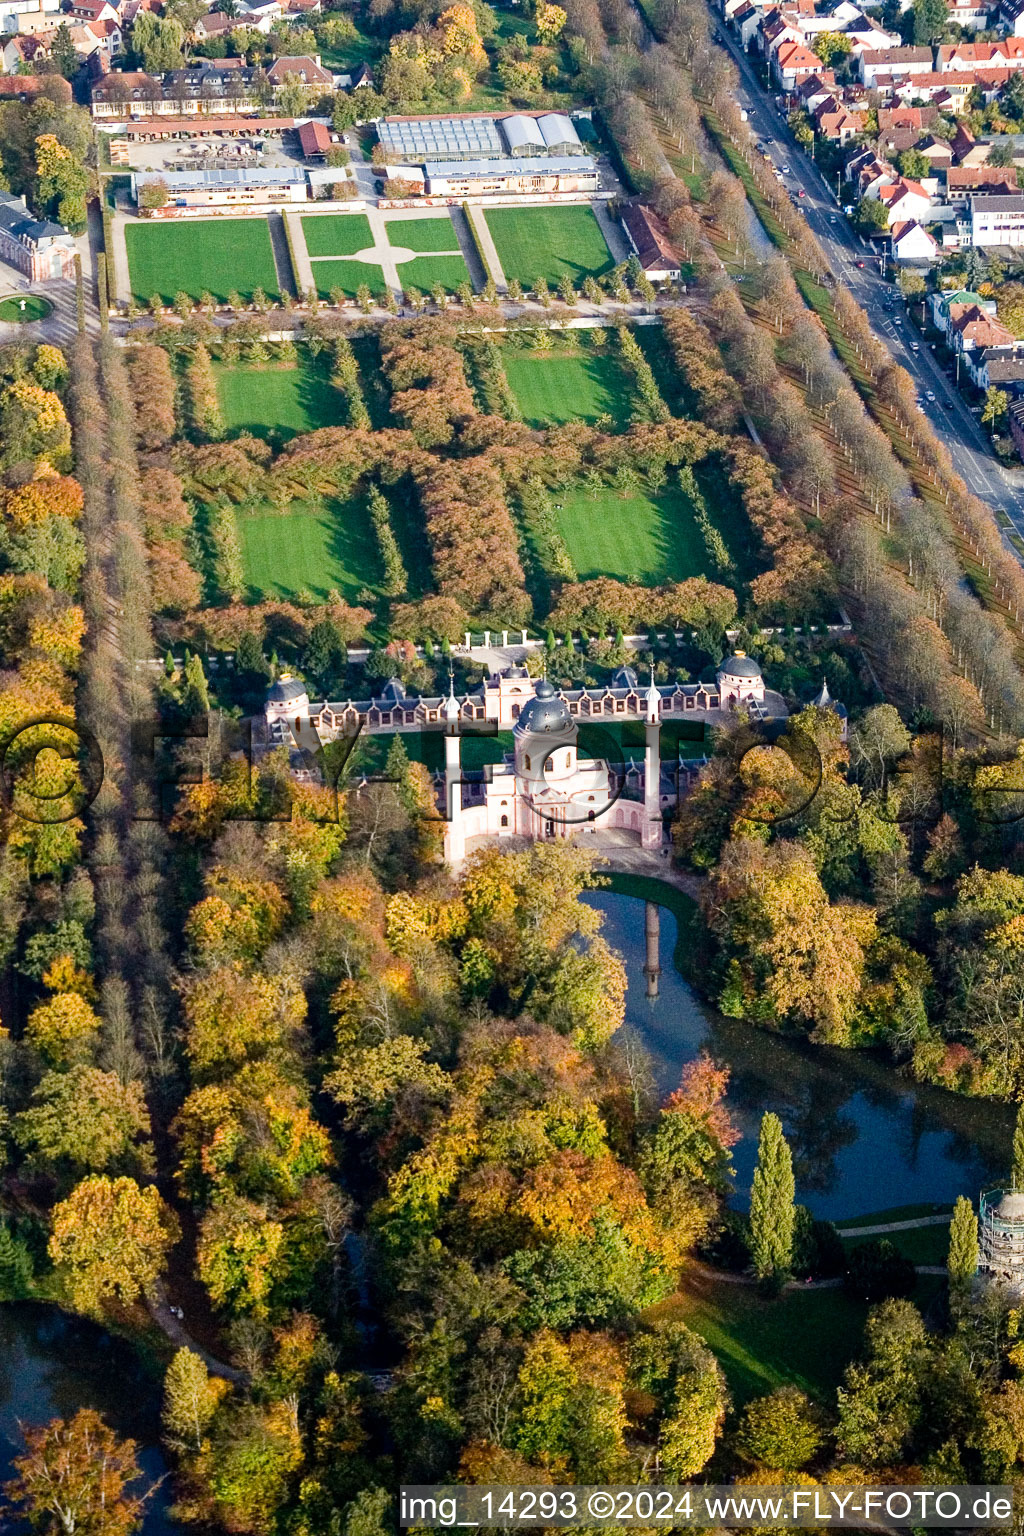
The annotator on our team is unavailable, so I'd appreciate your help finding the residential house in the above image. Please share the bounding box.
[348,61,373,88]
[971,192,1024,247]
[86,17,122,54]
[0,71,70,99]
[948,303,1015,353]
[930,286,994,331]
[847,147,897,197]
[67,0,117,21]
[620,200,681,280]
[813,98,860,140]
[193,10,235,38]
[916,135,953,168]
[232,0,282,30]
[999,0,1024,35]
[875,176,932,224]
[772,38,823,88]
[0,32,48,70]
[730,0,761,45]
[951,122,984,164]
[890,219,938,260]
[947,0,988,26]
[989,359,1024,399]
[858,45,931,86]
[946,165,1018,202]
[0,0,63,32]
[794,71,837,112]
[939,39,1024,72]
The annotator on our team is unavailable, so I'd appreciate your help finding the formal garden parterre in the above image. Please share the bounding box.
[125,217,281,305]
[122,314,838,689]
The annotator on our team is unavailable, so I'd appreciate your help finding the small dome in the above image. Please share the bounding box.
[719,652,763,680]
[266,676,308,704]
[997,1191,1024,1222]
[810,676,848,719]
[516,678,573,734]
[612,665,639,689]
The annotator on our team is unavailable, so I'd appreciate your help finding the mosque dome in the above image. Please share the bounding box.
[516,678,573,735]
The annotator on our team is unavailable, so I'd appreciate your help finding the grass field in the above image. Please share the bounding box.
[484,205,614,287]
[0,294,52,322]
[214,356,346,441]
[301,213,374,257]
[313,259,387,299]
[552,482,733,586]
[656,1278,871,1405]
[400,254,471,293]
[125,218,279,304]
[236,500,381,602]
[385,214,460,251]
[503,349,635,428]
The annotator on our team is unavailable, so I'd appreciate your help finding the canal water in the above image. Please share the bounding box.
[0,1304,176,1533]
[587,886,1011,1221]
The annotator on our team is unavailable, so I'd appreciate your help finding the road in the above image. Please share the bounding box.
[709,22,1024,544]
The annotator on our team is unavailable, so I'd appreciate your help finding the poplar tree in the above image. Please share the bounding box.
[947,1196,978,1294]
[749,1112,795,1283]
[1012,1102,1024,1189]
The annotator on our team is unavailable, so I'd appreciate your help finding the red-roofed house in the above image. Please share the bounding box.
[620,200,681,281]
[773,38,823,87]
[68,0,118,21]
[813,98,860,141]
[890,219,938,261]
[875,177,932,224]
[297,118,331,159]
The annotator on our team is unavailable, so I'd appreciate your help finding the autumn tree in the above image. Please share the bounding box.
[163,1347,228,1454]
[3,1409,145,1536]
[733,1387,823,1470]
[749,1112,794,1284]
[14,1065,151,1177]
[48,1176,179,1314]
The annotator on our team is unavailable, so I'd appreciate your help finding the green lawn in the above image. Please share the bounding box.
[842,1225,951,1267]
[503,348,636,429]
[400,254,471,293]
[312,259,387,299]
[484,205,614,287]
[553,482,731,586]
[236,500,381,602]
[125,218,279,304]
[214,355,346,441]
[301,213,374,257]
[385,214,460,251]
[658,1278,871,1406]
[0,294,52,322]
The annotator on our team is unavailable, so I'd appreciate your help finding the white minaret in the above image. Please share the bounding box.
[643,664,662,850]
[443,669,465,864]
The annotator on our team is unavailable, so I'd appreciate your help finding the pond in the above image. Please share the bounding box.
[587,884,1012,1221]
[0,1304,177,1533]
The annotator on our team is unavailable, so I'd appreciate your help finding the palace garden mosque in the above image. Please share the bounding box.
[262,652,843,864]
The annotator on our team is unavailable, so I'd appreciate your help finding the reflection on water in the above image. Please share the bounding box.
[588,889,1012,1221]
[0,1304,176,1533]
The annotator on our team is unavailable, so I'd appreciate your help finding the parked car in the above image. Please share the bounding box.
[855,259,865,267]
[910,340,919,351]
[781,163,790,173]
[926,390,936,402]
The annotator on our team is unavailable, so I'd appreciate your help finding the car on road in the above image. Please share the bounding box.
[944,399,954,409]
[926,391,936,402]
[829,214,836,223]
[910,340,919,351]
[798,188,805,197]
[781,163,790,173]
